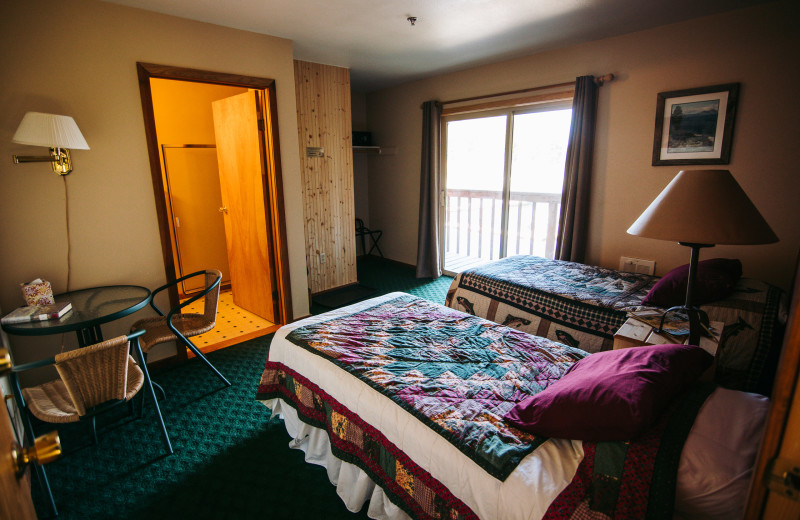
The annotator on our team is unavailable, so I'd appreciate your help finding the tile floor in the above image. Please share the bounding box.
[181,290,278,354]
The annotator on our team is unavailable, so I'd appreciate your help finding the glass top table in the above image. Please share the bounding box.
[1,285,151,347]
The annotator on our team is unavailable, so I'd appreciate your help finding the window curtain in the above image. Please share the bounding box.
[555,75,598,263]
[415,101,443,278]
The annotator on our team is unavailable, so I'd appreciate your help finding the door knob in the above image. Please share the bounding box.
[219,206,229,214]
[11,431,61,476]
[0,348,10,376]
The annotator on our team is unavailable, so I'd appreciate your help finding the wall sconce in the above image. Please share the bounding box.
[12,112,89,175]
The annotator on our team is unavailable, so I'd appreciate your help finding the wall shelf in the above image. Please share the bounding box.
[353,146,396,155]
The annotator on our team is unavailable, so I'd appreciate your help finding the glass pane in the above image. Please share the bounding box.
[444,116,507,272]
[508,109,572,258]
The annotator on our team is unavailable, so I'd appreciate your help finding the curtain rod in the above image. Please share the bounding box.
[430,74,614,108]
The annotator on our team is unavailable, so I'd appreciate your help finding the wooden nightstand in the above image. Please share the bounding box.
[613,317,723,379]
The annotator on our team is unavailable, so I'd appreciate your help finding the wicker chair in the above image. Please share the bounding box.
[11,330,172,517]
[131,269,230,387]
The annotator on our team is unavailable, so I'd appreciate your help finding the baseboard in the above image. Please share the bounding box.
[358,255,416,271]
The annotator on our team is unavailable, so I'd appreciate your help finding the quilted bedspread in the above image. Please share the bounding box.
[446,255,657,354]
[284,293,588,480]
[456,255,657,310]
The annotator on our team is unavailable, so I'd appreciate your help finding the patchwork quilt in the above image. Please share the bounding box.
[279,293,587,480]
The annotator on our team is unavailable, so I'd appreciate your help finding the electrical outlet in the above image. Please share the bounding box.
[320,252,326,264]
[619,256,655,275]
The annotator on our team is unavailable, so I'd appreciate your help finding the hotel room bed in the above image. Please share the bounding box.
[257,293,768,520]
[445,255,785,394]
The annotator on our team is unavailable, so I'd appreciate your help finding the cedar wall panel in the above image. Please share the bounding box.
[294,61,357,294]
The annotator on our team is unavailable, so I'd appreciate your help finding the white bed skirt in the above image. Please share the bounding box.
[265,397,412,520]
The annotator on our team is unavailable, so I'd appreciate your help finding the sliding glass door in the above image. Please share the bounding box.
[441,102,572,274]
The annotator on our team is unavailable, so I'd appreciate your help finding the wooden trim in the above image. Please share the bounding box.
[745,258,800,518]
[135,62,293,347]
[441,90,575,117]
[137,62,275,89]
[136,64,187,362]
[262,87,294,322]
[185,324,281,357]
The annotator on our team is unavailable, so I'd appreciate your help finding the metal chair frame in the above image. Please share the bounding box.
[355,218,383,257]
[10,330,172,517]
[140,270,230,387]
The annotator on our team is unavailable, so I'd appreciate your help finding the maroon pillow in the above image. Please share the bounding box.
[642,258,742,307]
[504,344,713,441]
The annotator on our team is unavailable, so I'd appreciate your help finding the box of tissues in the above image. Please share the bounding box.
[21,278,55,306]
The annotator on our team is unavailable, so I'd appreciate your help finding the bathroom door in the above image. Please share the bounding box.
[212,91,276,322]
[162,145,231,294]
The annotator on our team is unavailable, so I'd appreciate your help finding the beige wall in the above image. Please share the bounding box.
[0,0,309,367]
[366,0,800,291]
[351,92,371,227]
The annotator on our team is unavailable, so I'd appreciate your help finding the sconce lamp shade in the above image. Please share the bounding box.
[628,169,777,246]
[12,112,89,150]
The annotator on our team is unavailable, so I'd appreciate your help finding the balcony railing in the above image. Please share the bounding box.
[444,189,561,273]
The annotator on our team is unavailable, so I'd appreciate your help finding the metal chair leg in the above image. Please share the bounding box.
[133,340,173,455]
[176,332,231,387]
[90,416,98,445]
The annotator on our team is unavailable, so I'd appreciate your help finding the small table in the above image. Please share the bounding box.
[2,285,151,347]
[613,317,723,380]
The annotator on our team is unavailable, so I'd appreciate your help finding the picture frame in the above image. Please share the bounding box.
[652,83,739,166]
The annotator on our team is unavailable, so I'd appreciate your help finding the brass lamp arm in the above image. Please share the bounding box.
[12,147,73,175]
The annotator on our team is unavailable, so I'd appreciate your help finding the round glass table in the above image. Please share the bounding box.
[1,285,151,346]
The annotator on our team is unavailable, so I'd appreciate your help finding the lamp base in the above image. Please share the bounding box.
[657,305,710,346]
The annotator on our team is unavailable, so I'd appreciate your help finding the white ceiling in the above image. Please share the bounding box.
[103,0,770,92]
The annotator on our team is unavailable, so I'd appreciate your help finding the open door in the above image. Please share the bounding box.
[746,260,800,518]
[1,367,37,520]
[212,91,276,323]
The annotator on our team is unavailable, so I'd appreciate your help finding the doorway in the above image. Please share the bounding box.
[137,63,292,360]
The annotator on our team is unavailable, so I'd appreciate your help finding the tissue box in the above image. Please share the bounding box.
[21,279,55,306]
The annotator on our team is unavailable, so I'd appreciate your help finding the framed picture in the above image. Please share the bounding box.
[652,83,739,166]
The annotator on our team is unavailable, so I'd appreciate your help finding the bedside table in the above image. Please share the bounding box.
[613,317,723,379]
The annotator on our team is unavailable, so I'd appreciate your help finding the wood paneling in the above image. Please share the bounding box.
[294,61,357,293]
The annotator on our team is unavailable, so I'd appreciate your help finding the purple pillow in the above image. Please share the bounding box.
[504,344,713,441]
[642,258,742,307]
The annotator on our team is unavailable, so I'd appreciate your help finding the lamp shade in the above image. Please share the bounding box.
[628,169,777,245]
[12,112,89,150]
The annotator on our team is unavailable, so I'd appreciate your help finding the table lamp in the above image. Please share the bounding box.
[628,169,778,345]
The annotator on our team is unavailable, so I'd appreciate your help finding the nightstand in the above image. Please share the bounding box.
[613,317,723,379]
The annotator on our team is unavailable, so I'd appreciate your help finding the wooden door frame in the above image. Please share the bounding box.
[136,63,293,361]
[745,258,800,518]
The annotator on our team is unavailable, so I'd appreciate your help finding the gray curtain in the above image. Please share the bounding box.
[416,100,443,278]
[555,75,597,263]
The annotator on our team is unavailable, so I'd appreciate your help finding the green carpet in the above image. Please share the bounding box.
[31,258,452,519]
